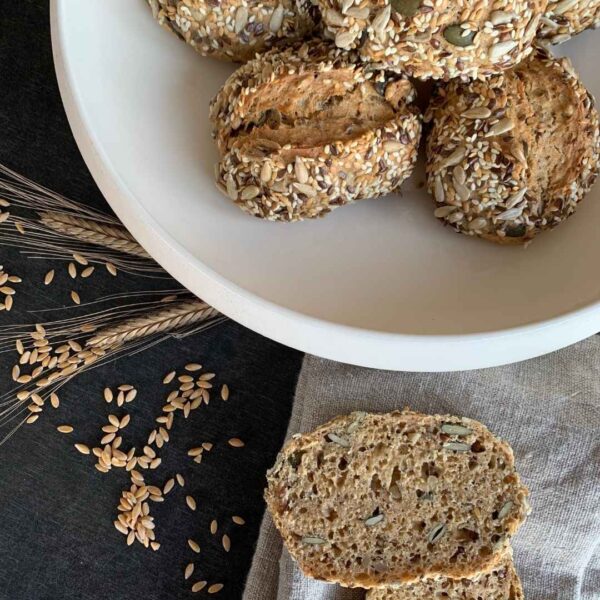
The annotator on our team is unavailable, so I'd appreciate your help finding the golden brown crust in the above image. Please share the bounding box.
[537,0,600,43]
[314,0,547,80]
[366,554,524,600]
[265,410,530,588]
[147,0,317,62]
[424,46,600,244]
[210,41,421,221]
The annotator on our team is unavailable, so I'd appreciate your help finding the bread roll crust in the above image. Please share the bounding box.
[425,47,600,244]
[537,0,600,44]
[265,410,530,588]
[210,41,421,221]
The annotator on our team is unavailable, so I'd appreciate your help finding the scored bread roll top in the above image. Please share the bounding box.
[209,40,422,221]
[425,47,600,244]
[265,410,530,588]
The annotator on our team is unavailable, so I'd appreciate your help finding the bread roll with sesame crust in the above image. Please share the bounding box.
[210,41,421,221]
[537,0,600,44]
[425,47,600,244]
[314,0,547,80]
[367,554,524,600]
[265,410,530,588]
[147,0,317,63]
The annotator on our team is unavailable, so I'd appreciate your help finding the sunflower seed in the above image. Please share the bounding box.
[453,181,471,202]
[441,423,472,436]
[427,523,446,544]
[292,182,316,198]
[260,162,272,183]
[496,207,523,221]
[462,106,492,119]
[241,185,260,200]
[553,0,578,14]
[335,29,359,49]
[434,206,456,218]
[294,157,309,184]
[443,441,471,452]
[467,217,488,231]
[365,513,385,526]
[489,40,518,61]
[490,10,517,25]
[383,140,405,152]
[269,4,284,31]
[498,501,513,519]
[234,6,248,33]
[505,188,527,208]
[439,146,467,170]
[302,536,326,544]
[347,6,369,18]
[485,118,514,137]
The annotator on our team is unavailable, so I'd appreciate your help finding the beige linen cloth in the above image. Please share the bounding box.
[244,337,600,600]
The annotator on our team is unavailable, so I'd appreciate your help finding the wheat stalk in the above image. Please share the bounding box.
[39,211,151,258]
[87,300,220,348]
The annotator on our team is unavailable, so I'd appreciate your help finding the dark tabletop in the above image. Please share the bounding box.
[0,2,303,598]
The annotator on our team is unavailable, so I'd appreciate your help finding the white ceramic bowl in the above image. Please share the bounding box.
[51,0,600,371]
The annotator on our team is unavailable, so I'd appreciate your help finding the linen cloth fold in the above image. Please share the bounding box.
[244,337,600,600]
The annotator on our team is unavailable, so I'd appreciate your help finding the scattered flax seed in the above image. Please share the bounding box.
[125,389,137,403]
[44,270,55,285]
[186,496,197,511]
[185,363,203,372]
[73,253,88,266]
[208,583,224,594]
[150,458,162,469]
[5,295,13,311]
[118,384,134,391]
[232,516,245,525]
[106,262,117,276]
[176,474,185,487]
[188,539,201,553]
[222,534,231,552]
[117,391,125,407]
[220,384,229,401]
[185,563,195,580]
[68,263,77,279]
[188,447,203,457]
[57,425,74,434]
[104,388,113,403]
[50,393,60,409]
[163,371,176,384]
[202,442,213,451]
[163,478,175,495]
[70,290,81,305]
[75,443,90,454]
[81,266,95,278]
[15,221,25,234]
[228,438,245,448]
[210,520,218,535]
[192,581,207,593]
[119,414,131,428]
[108,414,120,427]
[26,415,39,424]
[150,542,160,551]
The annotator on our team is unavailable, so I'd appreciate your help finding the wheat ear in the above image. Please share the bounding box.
[39,211,151,258]
[87,300,220,349]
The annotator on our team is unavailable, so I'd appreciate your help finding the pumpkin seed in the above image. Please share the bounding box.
[327,433,350,447]
[497,501,513,519]
[444,24,476,47]
[302,536,327,544]
[390,0,421,17]
[365,513,384,526]
[443,441,471,452]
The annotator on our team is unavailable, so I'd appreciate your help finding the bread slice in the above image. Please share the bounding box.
[366,554,524,600]
[265,410,529,588]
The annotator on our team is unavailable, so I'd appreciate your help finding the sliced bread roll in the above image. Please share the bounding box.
[367,554,524,600]
[265,410,529,588]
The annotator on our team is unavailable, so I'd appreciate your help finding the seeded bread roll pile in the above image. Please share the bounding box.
[424,48,600,244]
[315,0,546,80]
[210,40,421,221]
[537,0,600,44]
[265,409,529,588]
[147,0,317,62]
[367,554,524,600]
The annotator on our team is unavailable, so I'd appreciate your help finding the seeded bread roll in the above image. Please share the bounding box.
[314,0,546,80]
[147,0,317,62]
[538,0,600,44]
[210,40,421,221]
[424,47,600,244]
[265,410,530,588]
[367,554,524,600]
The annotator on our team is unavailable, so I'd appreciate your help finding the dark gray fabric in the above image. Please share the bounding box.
[0,2,303,599]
